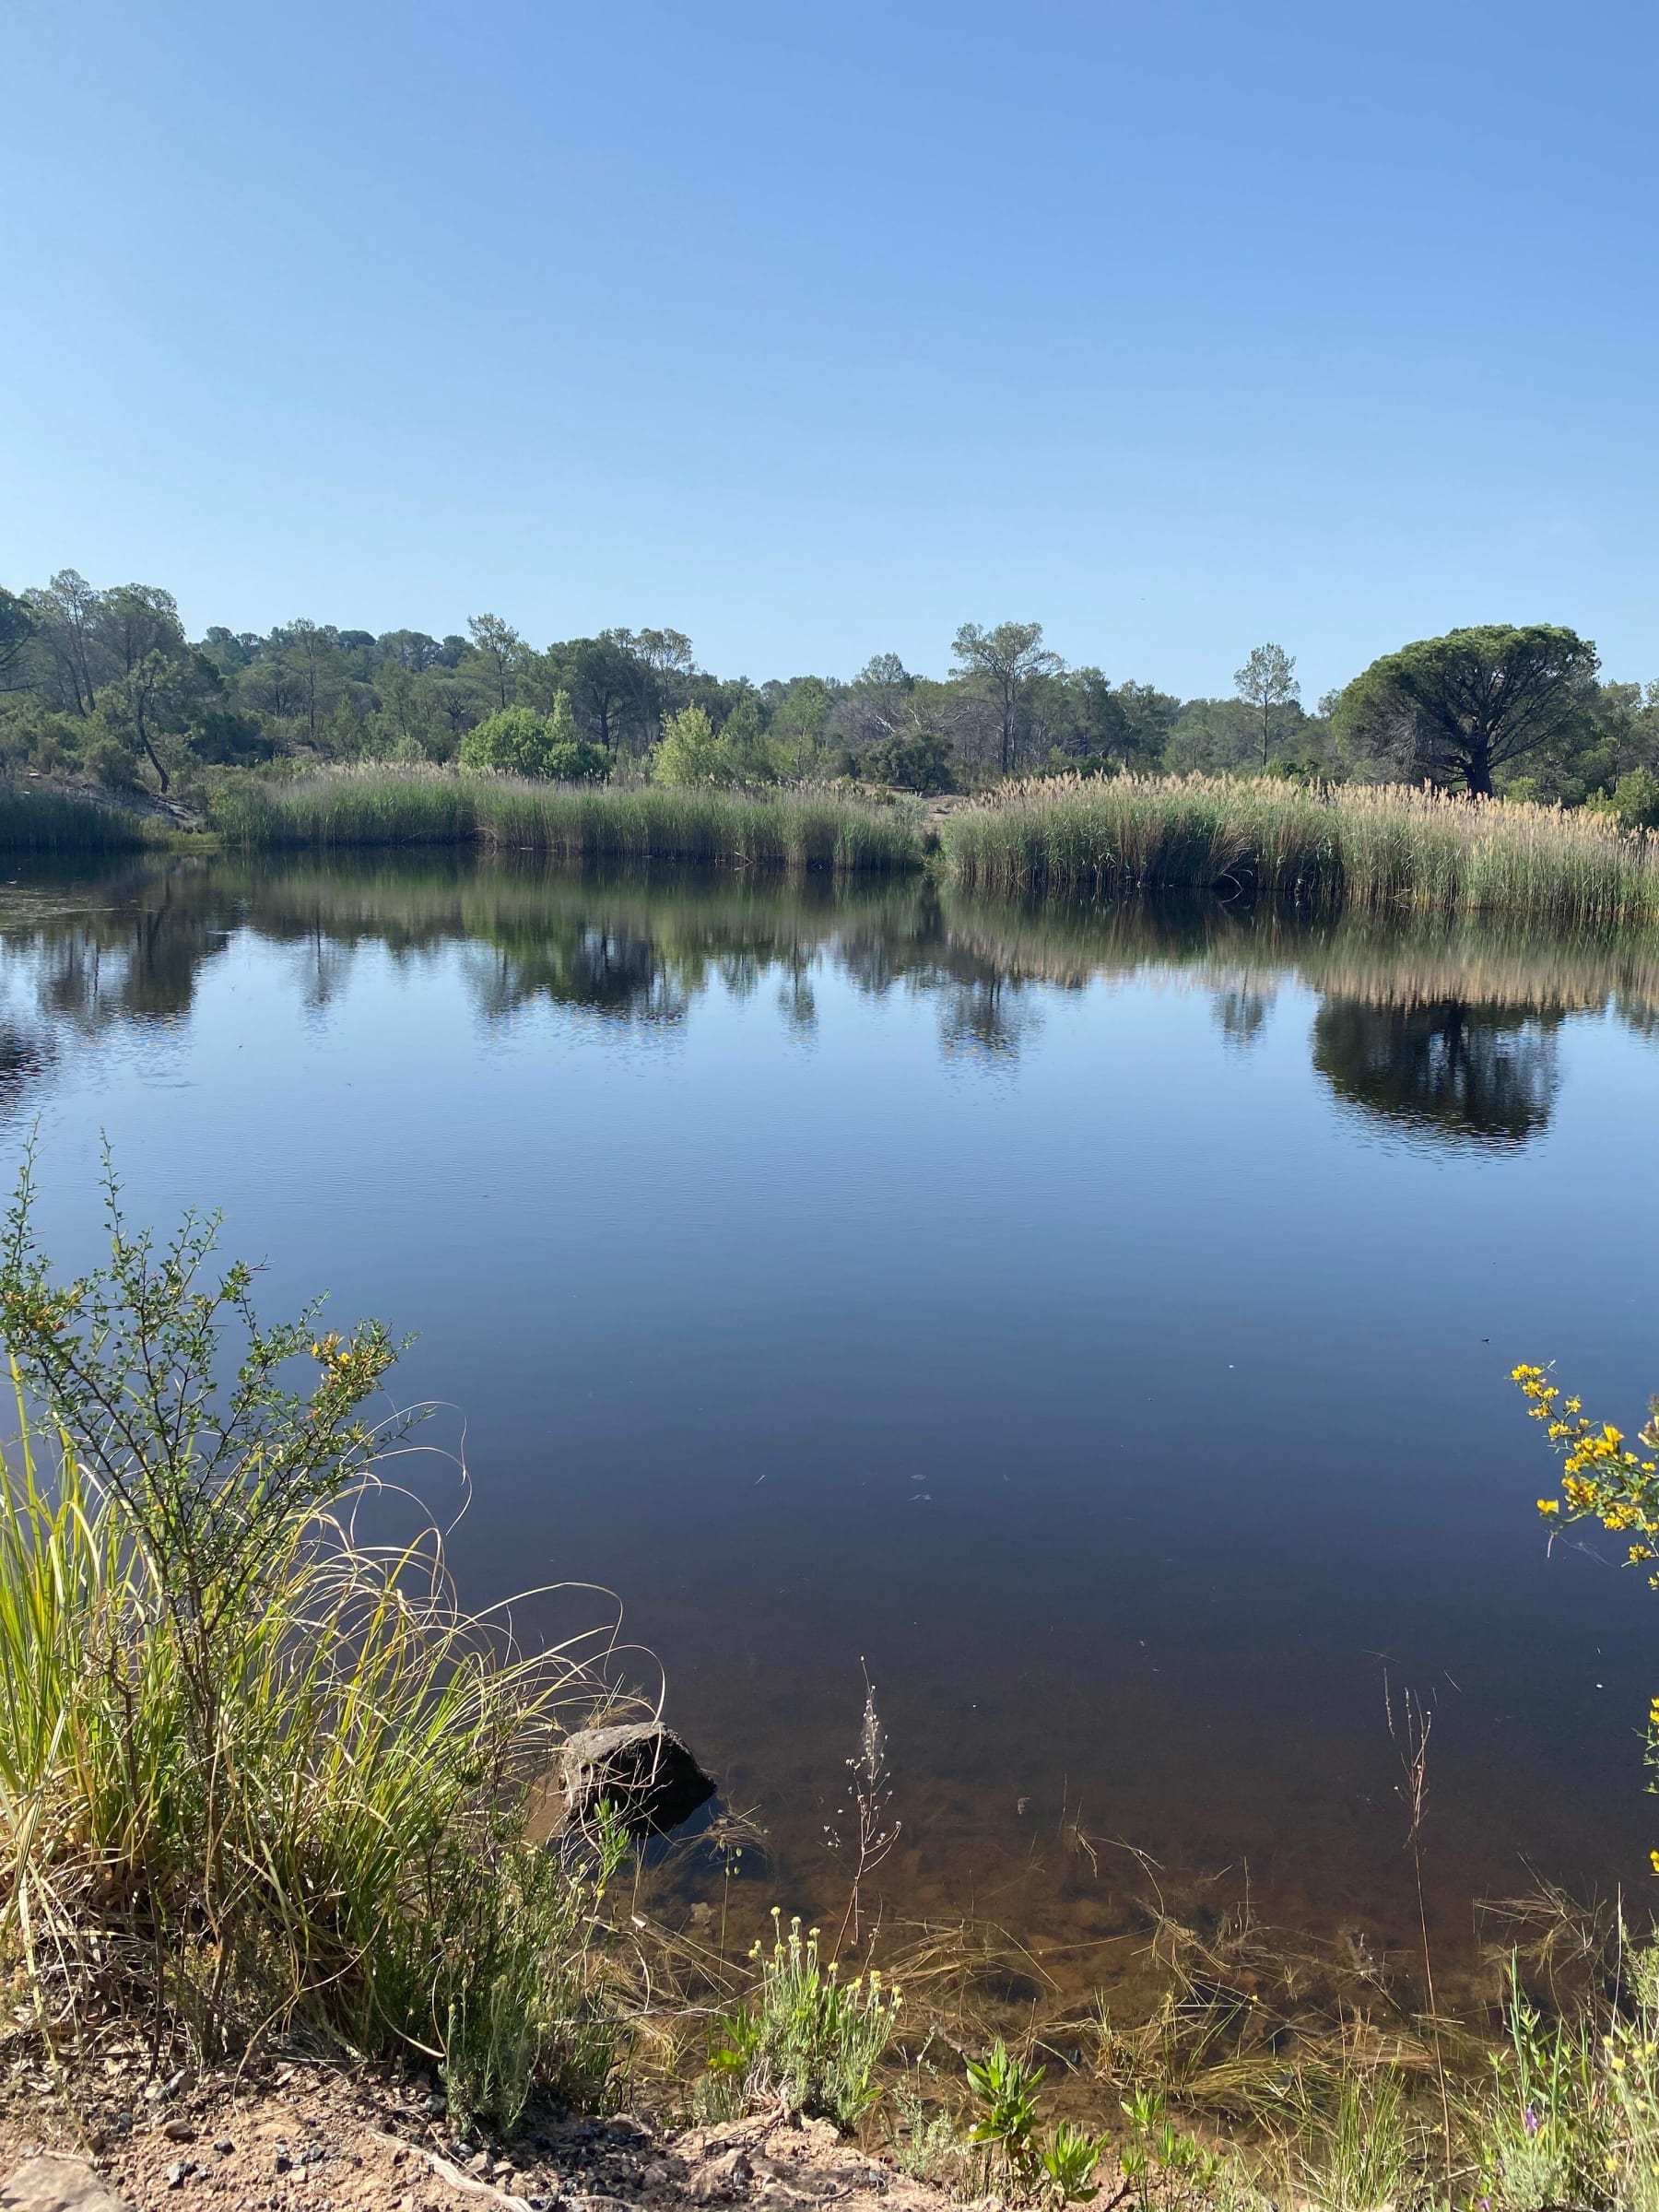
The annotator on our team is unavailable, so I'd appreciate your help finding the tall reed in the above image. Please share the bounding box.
[216,768,922,872]
[0,784,154,853]
[942,774,1659,925]
[213,766,480,848]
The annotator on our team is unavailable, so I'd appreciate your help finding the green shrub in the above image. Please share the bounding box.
[1609,767,1659,832]
[0,1159,622,2120]
[864,728,957,794]
[651,704,738,788]
[461,698,605,781]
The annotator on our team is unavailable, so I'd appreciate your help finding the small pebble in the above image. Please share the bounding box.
[165,2160,193,2190]
[215,2140,235,2157]
[163,2120,198,2144]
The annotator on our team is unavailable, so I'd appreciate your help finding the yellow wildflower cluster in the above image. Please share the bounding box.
[1518,1364,1659,1881]
[1512,1366,1659,1569]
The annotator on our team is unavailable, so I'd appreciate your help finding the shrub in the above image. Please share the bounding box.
[462,699,606,782]
[651,705,738,788]
[0,1157,622,2120]
[863,728,957,794]
[1609,767,1659,832]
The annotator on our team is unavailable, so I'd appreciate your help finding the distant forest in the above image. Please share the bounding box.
[2,569,1655,807]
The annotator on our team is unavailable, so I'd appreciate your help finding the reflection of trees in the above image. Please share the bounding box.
[465,925,690,1026]
[0,856,1654,1121]
[0,1026,53,1116]
[935,971,1043,1062]
[1212,984,1275,1051]
[1312,997,1561,1149]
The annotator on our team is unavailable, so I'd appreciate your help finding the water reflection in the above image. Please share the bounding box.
[1313,997,1561,1150]
[3,852,1658,1986]
[0,857,1655,1149]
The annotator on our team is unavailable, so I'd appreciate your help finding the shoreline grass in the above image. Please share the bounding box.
[0,782,157,853]
[941,772,1659,924]
[214,768,924,872]
[0,1163,629,2121]
[14,767,1659,925]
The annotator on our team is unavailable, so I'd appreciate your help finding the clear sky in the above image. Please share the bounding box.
[5,0,1655,700]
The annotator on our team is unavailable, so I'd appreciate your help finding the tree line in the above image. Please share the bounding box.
[3,571,1655,818]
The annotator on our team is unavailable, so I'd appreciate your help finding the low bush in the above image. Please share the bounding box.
[0,1157,622,2124]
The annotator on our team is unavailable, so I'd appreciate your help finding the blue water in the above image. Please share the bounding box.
[3,853,1653,1983]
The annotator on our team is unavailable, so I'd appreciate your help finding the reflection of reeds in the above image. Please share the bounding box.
[944,775,1659,925]
[939,890,1659,1024]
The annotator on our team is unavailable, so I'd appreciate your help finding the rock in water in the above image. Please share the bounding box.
[560,1722,714,1838]
[1,2159,134,2212]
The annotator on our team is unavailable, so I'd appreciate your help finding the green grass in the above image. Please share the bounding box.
[941,773,1659,924]
[0,1159,624,2123]
[213,766,480,847]
[216,768,922,872]
[0,783,155,852]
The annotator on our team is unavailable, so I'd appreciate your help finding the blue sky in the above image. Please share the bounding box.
[5,0,1654,700]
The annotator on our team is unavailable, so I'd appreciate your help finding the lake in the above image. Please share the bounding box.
[2,849,1654,2000]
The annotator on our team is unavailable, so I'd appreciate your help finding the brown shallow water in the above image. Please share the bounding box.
[1,851,1655,2005]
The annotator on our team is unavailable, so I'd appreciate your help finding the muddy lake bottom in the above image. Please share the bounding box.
[3,850,1655,2009]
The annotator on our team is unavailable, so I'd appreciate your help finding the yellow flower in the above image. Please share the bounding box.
[1538,1499,1560,1515]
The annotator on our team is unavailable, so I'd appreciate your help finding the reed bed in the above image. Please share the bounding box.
[0,782,154,852]
[476,780,920,870]
[218,768,923,872]
[942,774,1659,925]
[214,766,480,847]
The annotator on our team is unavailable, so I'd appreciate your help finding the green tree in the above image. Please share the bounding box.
[562,633,643,755]
[1333,626,1599,797]
[950,621,1063,776]
[466,613,526,712]
[0,590,34,686]
[23,569,105,713]
[771,675,833,778]
[1234,641,1300,770]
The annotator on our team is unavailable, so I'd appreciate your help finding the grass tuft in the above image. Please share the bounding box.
[0,1152,625,2124]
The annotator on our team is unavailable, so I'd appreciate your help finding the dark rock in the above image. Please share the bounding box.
[0,2159,133,2212]
[559,1724,714,1840]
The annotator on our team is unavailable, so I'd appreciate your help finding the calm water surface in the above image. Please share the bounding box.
[3,852,1655,1992]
